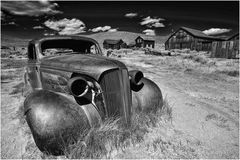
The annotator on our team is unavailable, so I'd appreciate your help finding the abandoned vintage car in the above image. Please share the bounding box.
[24,35,163,155]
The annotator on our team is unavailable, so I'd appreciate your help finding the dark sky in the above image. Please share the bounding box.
[1,1,239,39]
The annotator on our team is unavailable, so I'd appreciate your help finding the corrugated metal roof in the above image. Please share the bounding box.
[165,26,224,43]
[227,33,239,40]
[103,39,123,44]
[181,27,222,40]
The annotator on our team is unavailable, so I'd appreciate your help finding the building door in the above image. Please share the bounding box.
[180,43,182,49]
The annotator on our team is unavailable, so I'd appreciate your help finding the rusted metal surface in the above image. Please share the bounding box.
[40,54,127,81]
[132,77,163,113]
[24,35,163,155]
[24,90,101,155]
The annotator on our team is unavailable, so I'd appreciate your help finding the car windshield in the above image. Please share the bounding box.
[40,39,99,57]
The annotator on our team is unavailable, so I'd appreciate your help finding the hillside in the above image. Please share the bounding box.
[1,31,169,49]
[1,34,30,47]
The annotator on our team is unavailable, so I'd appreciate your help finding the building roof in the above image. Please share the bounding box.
[136,35,155,41]
[181,27,216,39]
[128,42,136,47]
[227,33,239,41]
[103,39,123,45]
[165,26,224,43]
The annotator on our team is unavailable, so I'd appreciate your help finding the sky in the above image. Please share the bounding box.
[1,1,239,39]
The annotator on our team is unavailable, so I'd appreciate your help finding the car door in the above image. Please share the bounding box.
[25,43,42,90]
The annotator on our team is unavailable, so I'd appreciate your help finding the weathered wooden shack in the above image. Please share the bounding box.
[211,33,239,59]
[228,33,239,41]
[135,36,155,48]
[165,27,223,51]
[127,42,136,48]
[103,39,124,50]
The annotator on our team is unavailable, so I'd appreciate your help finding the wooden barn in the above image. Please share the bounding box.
[165,27,223,51]
[135,36,155,48]
[228,33,239,41]
[211,33,239,59]
[103,39,125,50]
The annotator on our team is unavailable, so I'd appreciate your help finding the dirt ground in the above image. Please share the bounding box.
[1,51,239,159]
[113,52,239,158]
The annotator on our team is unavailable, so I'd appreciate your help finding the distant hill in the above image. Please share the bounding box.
[1,31,169,49]
[85,31,169,49]
[1,34,30,47]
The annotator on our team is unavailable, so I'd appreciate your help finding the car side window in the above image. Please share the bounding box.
[90,45,97,54]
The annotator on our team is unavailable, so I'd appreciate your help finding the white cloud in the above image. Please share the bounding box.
[140,16,165,28]
[8,22,16,25]
[33,26,44,29]
[151,22,165,28]
[90,26,118,32]
[44,33,55,36]
[125,13,138,18]
[1,0,62,17]
[143,29,156,36]
[91,26,111,32]
[44,18,86,35]
[202,28,231,35]
[108,28,118,32]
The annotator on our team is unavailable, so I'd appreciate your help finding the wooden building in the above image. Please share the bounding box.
[135,36,155,48]
[165,27,223,51]
[127,42,136,48]
[103,39,124,50]
[211,33,239,59]
[227,33,239,41]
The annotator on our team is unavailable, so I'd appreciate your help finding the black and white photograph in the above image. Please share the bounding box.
[1,0,239,159]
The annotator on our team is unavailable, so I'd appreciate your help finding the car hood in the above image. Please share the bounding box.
[40,54,127,81]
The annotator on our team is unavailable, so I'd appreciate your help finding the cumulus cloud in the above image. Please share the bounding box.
[140,16,165,28]
[8,22,16,25]
[90,26,118,32]
[151,22,165,28]
[33,26,44,29]
[44,18,86,35]
[91,26,111,32]
[44,33,55,36]
[125,13,138,18]
[202,28,231,35]
[1,0,62,17]
[108,28,118,32]
[143,29,156,36]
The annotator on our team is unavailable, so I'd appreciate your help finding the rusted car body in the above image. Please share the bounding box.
[24,36,163,155]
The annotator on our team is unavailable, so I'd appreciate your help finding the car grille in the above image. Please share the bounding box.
[99,69,131,124]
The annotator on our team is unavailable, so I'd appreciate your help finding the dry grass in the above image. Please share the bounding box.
[18,95,172,159]
[1,59,27,69]
[182,53,209,64]
[10,82,25,95]
[205,113,231,130]
[1,74,17,81]
[36,97,173,159]
[215,69,239,77]
[149,50,239,79]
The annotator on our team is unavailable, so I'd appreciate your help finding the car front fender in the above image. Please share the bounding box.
[24,89,101,155]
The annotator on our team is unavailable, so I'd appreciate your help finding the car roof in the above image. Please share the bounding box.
[29,35,99,45]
